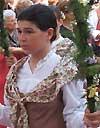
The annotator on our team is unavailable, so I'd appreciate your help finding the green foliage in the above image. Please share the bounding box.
[69,0,100,112]
[87,64,100,76]
[0,0,9,56]
[69,0,100,78]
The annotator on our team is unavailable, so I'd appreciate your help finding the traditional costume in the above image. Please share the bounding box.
[0,38,86,128]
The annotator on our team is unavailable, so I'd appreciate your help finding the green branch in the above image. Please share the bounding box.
[0,0,9,56]
[69,0,100,112]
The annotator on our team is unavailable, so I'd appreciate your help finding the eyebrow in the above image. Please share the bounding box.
[17,27,34,30]
[17,27,35,31]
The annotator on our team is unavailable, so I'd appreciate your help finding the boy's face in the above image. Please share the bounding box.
[17,20,53,55]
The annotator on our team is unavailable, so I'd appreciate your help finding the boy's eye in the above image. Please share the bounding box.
[17,28,22,34]
[17,28,35,34]
[17,30,22,34]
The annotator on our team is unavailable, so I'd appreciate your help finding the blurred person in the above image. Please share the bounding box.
[88,2,100,56]
[32,0,48,5]
[3,9,26,60]
[48,0,59,5]
[57,0,75,42]
[3,9,19,47]
[4,0,15,10]
[14,0,33,17]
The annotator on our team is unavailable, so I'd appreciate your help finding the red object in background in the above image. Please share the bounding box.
[13,52,26,60]
[0,54,9,128]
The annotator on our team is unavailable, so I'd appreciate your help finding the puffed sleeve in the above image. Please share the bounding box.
[62,79,87,128]
[0,98,12,127]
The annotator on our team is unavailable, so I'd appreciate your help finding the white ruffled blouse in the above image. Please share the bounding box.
[0,50,87,128]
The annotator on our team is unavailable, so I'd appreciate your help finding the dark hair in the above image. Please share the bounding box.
[48,5,62,21]
[17,4,57,42]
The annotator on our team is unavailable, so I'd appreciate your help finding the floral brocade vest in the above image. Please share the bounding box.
[5,40,77,128]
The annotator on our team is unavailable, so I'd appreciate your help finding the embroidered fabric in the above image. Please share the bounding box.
[5,38,77,128]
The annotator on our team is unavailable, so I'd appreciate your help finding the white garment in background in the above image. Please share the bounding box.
[88,9,100,40]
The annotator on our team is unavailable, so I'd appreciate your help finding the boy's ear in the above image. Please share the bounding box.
[47,28,54,41]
